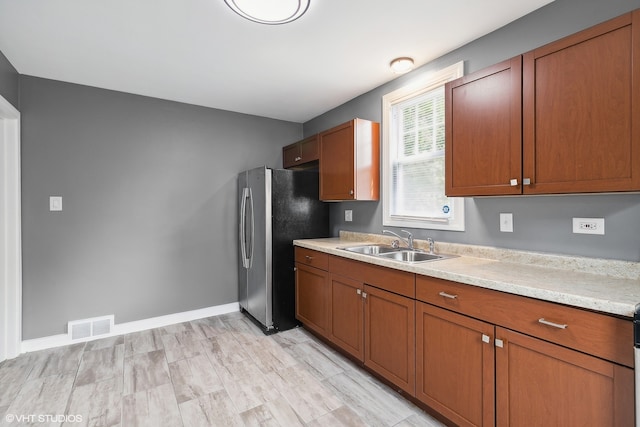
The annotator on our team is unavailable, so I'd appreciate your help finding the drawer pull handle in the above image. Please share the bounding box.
[538,318,568,329]
[295,156,302,161]
[439,291,458,299]
[305,256,314,261]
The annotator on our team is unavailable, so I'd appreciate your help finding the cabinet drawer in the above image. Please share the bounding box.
[295,247,328,270]
[330,255,414,298]
[416,275,633,368]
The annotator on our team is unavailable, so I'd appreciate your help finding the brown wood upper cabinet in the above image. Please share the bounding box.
[446,9,640,196]
[319,119,380,201]
[445,57,522,196]
[283,134,319,169]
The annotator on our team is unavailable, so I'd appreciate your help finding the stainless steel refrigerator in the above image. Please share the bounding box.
[238,166,329,334]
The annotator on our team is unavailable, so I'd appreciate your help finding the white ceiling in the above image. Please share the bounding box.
[0,0,554,123]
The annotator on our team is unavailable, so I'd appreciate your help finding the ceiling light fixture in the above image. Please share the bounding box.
[223,0,310,25]
[390,57,415,74]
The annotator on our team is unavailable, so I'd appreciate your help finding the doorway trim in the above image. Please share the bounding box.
[0,94,21,362]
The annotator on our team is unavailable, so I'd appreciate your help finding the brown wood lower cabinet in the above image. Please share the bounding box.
[364,284,415,396]
[496,327,634,427]
[329,273,364,360]
[295,249,635,426]
[416,274,634,426]
[297,254,416,396]
[328,272,415,395]
[294,263,330,338]
[416,303,495,427]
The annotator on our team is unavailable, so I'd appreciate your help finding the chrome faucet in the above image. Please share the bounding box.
[383,229,414,250]
[427,237,435,254]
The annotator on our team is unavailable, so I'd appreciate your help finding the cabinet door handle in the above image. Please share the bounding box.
[523,178,531,185]
[438,291,458,299]
[495,338,504,348]
[349,190,354,195]
[362,292,368,299]
[295,156,302,161]
[356,289,362,295]
[538,318,568,329]
[510,179,518,186]
[482,334,491,344]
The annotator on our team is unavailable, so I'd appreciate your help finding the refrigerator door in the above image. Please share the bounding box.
[246,167,273,329]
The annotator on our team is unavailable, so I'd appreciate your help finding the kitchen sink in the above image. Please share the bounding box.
[340,245,455,263]
[377,250,447,263]
[341,244,399,255]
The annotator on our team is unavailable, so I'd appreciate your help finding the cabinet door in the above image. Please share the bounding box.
[295,263,330,337]
[300,134,319,163]
[495,327,634,427]
[320,121,356,200]
[416,303,495,427]
[329,273,364,361]
[364,284,415,395]
[283,142,301,169]
[445,56,522,196]
[319,119,380,201]
[523,11,640,194]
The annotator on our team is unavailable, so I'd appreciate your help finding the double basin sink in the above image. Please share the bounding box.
[340,244,454,263]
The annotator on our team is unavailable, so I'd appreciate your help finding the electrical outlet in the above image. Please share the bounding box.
[345,210,353,222]
[499,213,513,232]
[572,218,604,235]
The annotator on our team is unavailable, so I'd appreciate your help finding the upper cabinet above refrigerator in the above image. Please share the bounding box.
[283,135,319,170]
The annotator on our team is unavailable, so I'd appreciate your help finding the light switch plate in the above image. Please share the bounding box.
[345,210,353,222]
[500,213,513,232]
[49,196,62,211]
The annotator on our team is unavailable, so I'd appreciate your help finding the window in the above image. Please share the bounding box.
[382,62,464,231]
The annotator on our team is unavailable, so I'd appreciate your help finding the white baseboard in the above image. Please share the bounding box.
[20,302,240,354]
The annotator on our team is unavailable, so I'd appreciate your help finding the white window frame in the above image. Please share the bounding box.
[382,61,465,231]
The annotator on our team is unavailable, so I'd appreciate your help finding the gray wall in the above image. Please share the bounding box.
[20,76,301,339]
[0,49,19,109]
[304,0,640,262]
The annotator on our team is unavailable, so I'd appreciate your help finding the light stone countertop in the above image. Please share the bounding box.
[294,232,640,318]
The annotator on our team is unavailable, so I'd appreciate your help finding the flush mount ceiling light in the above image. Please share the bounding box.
[224,0,310,25]
[390,57,415,74]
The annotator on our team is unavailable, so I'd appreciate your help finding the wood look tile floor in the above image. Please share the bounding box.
[0,312,444,427]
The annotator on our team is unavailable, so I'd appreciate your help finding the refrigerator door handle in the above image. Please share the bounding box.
[247,187,255,268]
[240,187,250,268]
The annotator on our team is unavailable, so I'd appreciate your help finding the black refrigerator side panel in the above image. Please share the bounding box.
[271,169,329,331]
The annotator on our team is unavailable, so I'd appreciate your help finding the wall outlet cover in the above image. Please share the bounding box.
[572,218,604,235]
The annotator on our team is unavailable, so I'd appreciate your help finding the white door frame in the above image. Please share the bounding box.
[0,94,21,362]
